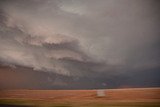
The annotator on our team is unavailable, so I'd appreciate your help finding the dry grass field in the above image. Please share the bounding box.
[0,87,160,107]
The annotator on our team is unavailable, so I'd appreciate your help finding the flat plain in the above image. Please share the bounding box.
[0,88,160,107]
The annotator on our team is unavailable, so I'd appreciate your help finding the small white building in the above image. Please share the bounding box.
[97,89,106,97]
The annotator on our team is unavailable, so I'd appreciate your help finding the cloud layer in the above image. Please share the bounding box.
[0,0,160,88]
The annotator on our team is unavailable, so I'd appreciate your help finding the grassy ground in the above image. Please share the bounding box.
[0,88,160,107]
[0,99,160,107]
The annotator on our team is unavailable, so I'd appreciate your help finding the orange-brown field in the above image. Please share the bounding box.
[0,88,160,107]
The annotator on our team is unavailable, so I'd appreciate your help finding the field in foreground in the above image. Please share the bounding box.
[0,88,160,107]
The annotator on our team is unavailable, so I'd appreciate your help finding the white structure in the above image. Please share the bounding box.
[97,89,106,97]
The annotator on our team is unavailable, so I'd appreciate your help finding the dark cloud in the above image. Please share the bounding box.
[0,0,159,89]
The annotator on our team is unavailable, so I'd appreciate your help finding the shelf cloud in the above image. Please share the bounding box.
[0,0,159,89]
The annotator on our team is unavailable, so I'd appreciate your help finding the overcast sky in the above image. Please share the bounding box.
[0,0,160,89]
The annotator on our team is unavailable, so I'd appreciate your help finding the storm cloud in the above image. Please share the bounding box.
[0,0,160,89]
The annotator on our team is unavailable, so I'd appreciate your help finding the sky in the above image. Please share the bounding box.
[0,0,160,89]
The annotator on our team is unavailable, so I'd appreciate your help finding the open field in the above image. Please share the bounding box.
[0,88,160,107]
